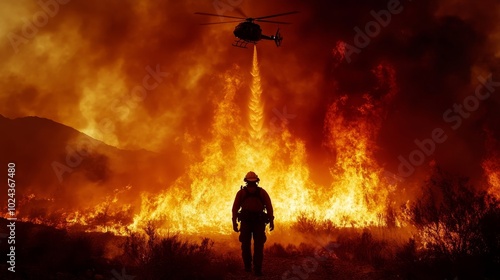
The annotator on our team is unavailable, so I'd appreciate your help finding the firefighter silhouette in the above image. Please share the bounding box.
[232,171,274,276]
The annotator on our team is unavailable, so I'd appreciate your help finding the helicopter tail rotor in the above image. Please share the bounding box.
[272,28,283,47]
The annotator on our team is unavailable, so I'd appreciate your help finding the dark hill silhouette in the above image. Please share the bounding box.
[0,114,183,215]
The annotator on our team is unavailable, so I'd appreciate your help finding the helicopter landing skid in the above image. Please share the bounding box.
[232,39,255,48]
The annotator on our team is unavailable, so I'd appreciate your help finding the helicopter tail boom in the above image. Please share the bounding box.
[271,28,283,47]
[261,28,283,47]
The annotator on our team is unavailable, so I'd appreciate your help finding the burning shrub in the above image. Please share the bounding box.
[291,211,339,235]
[404,168,500,277]
[290,212,396,268]
[407,169,499,258]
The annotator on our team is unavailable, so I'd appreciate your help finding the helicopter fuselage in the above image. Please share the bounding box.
[233,22,263,42]
[195,10,297,47]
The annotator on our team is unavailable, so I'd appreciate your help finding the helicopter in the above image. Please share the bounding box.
[195,11,299,48]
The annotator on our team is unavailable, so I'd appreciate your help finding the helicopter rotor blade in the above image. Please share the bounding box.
[200,20,243,25]
[255,19,291,24]
[194,12,246,20]
[254,11,299,20]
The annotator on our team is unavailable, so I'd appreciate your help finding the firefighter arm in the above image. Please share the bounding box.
[263,190,274,221]
[231,191,242,223]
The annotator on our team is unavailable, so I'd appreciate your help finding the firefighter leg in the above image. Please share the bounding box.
[252,222,267,274]
[239,221,252,271]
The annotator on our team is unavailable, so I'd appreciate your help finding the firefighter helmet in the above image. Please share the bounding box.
[244,171,260,182]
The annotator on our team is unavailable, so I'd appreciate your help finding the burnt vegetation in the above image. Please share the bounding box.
[0,220,239,280]
[401,168,500,279]
[119,222,239,279]
[281,169,500,279]
[2,172,499,279]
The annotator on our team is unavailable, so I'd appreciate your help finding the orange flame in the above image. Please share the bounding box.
[127,45,314,234]
[125,56,400,234]
[12,50,401,235]
[321,95,390,226]
[482,129,500,200]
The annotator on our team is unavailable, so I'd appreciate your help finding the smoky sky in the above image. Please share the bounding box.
[1,0,500,186]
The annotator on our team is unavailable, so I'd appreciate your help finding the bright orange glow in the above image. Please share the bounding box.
[482,130,500,200]
[126,45,315,234]
[9,49,403,236]
[3,1,498,241]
